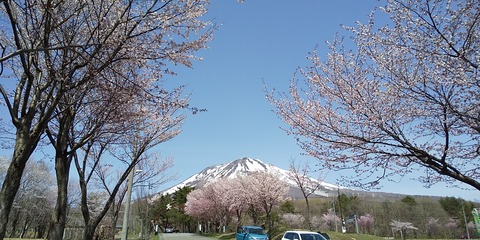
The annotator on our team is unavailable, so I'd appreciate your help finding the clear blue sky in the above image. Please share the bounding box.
[159,0,479,201]
[0,1,476,201]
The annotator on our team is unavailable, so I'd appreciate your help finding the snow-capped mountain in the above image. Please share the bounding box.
[161,157,344,198]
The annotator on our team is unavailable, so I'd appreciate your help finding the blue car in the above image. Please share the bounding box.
[236,226,268,240]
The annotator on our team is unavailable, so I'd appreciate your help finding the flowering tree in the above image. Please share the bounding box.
[236,174,263,225]
[0,0,212,239]
[288,159,324,229]
[0,158,55,238]
[425,218,441,238]
[267,0,480,190]
[357,214,374,234]
[444,218,459,238]
[391,220,418,240]
[310,216,322,229]
[185,181,231,231]
[282,213,305,229]
[186,173,287,233]
[248,172,288,233]
[221,177,249,226]
[321,209,340,231]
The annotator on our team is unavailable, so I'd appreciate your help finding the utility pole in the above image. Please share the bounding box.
[332,197,338,232]
[121,168,135,240]
[337,188,346,233]
[462,203,470,239]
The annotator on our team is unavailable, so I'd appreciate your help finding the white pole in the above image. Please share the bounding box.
[121,168,135,240]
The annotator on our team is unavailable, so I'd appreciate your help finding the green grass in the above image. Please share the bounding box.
[325,231,384,240]
[206,231,465,240]
[205,231,386,240]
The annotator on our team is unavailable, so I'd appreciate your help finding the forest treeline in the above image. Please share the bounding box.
[290,194,478,239]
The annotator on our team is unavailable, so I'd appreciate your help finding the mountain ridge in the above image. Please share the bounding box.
[161,157,345,198]
[157,157,468,202]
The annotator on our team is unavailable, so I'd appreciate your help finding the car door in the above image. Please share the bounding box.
[236,226,246,240]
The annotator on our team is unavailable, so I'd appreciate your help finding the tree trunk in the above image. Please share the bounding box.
[305,197,311,230]
[249,205,258,226]
[0,128,39,240]
[84,225,97,240]
[9,208,19,238]
[20,216,30,239]
[47,153,71,240]
[110,202,119,240]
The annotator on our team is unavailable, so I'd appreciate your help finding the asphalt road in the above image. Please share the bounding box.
[158,233,218,240]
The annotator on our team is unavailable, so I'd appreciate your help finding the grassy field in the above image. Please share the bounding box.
[323,232,385,240]
[213,231,385,240]
[211,231,472,240]
[4,232,473,240]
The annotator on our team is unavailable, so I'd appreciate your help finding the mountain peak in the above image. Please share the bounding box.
[161,157,343,197]
[222,157,270,174]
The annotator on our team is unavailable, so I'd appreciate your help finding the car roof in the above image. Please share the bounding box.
[285,230,321,234]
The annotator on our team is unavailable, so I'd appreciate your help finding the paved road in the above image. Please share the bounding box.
[158,233,219,240]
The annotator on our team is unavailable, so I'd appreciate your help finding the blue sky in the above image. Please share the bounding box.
[0,0,477,201]
[159,0,479,201]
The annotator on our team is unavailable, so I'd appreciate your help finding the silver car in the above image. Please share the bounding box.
[282,230,327,240]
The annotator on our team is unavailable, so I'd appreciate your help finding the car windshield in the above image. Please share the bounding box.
[300,233,324,240]
[248,228,264,235]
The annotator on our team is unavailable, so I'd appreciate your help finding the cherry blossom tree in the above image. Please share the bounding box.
[221,177,249,227]
[0,0,212,239]
[321,209,340,231]
[184,189,207,221]
[185,173,287,233]
[282,213,305,228]
[185,181,230,232]
[444,218,459,238]
[288,159,324,229]
[267,0,480,190]
[310,216,322,229]
[426,218,441,238]
[236,174,263,225]
[190,177,256,231]
[391,220,418,240]
[357,214,374,234]
[75,136,177,240]
[248,172,288,233]
[0,158,55,238]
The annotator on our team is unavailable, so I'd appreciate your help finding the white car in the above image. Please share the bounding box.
[281,230,327,240]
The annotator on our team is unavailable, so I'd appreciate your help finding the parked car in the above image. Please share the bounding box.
[281,230,327,240]
[236,225,268,240]
[164,226,175,233]
[317,232,330,240]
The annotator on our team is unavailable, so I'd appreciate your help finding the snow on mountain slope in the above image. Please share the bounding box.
[161,157,344,197]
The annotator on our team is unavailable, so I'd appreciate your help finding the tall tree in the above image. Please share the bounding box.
[184,182,229,231]
[391,220,418,240]
[0,158,54,238]
[248,172,288,235]
[438,196,475,232]
[288,159,323,230]
[170,186,195,232]
[185,173,287,233]
[267,0,480,190]
[0,0,213,239]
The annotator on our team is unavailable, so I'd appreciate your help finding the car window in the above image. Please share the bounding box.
[284,232,294,240]
[248,228,263,235]
[300,233,324,240]
[292,233,300,240]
